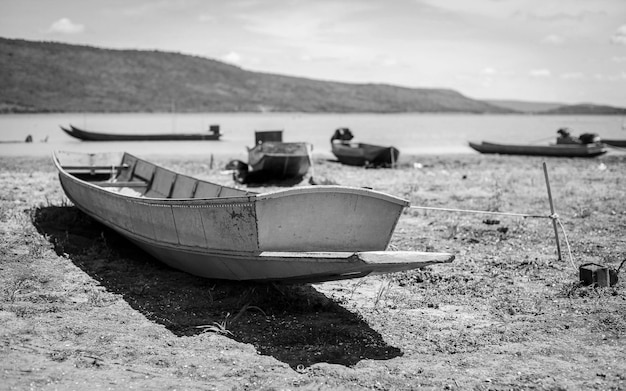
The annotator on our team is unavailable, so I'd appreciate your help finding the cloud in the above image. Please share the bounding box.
[48,18,85,34]
[610,25,626,45]
[120,0,189,17]
[376,56,398,67]
[198,14,214,22]
[481,67,496,75]
[221,51,241,64]
[514,9,605,23]
[542,34,564,45]
[530,69,551,77]
[560,72,584,80]
[590,73,626,82]
[613,56,626,63]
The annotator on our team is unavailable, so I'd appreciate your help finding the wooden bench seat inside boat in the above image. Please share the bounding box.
[99,152,253,199]
[96,181,147,188]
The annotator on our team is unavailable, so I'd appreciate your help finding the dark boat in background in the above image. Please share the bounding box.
[468,141,607,158]
[230,130,312,184]
[555,127,626,149]
[601,139,626,148]
[330,128,399,167]
[469,128,609,158]
[61,124,222,141]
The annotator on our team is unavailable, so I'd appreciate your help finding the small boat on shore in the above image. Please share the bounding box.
[53,151,452,282]
[330,128,399,167]
[468,141,607,158]
[232,130,312,183]
[61,124,222,141]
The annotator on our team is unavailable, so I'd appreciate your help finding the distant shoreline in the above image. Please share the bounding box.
[2,110,626,116]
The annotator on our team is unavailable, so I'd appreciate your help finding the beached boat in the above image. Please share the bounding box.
[330,128,399,167]
[61,124,222,141]
[234,131,312,183]
[332,142,400,167]
[53,151,453,282]
[468,141,607,158]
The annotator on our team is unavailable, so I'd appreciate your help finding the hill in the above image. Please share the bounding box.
[540,103,626,115]
[0,38,513,114]
[484,100,626,115]
[484,99,564,113]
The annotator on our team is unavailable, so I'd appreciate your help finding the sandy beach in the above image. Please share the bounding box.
[1,152,625,390]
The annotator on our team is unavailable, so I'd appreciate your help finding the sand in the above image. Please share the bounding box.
[1,152,625,390]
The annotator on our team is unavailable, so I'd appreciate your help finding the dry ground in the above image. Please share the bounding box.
[1,152,625,390]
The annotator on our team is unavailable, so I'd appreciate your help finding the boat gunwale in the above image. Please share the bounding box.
[52,151,255,203]
[254,185,409,206]
[332,141,396,150]
[53,151,408,207]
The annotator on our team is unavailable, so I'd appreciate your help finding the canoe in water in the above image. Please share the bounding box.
[61,124,222,141]
[468,141,607,158]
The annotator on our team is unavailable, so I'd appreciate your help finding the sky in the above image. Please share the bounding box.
[1,0,625,106]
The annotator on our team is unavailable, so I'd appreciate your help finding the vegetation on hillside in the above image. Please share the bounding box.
[0,38,512,114]
[1,38,623,114]
[541,103,626,115]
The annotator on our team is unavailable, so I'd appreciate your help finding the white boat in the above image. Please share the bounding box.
[53,151,453,282]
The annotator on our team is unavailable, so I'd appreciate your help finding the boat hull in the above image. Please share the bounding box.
[62,125,221,141]
[601,139,626,148]
[468,141,607,158]
[247,142,312,178]
[331,142,399,166]
[53,151,452,282]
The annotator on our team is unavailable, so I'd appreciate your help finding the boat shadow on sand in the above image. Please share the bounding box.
[32,205,402,369]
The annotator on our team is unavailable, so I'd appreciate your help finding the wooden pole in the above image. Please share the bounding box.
[307,144,315,183]
[543,162,562,261]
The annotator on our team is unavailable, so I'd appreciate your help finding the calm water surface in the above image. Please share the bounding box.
[0,113,624,158]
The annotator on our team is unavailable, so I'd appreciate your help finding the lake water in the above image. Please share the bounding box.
[0,112,624,159]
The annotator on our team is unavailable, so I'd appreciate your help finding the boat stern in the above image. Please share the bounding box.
[255,186,409,252]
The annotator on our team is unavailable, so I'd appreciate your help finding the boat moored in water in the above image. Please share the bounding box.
[61,124,222,141]
[468,141,608,158]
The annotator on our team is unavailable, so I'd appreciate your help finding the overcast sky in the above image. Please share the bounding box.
[1,0,625,106]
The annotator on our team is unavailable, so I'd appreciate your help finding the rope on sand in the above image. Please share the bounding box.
[408,205,550,219]
[605,144,626,152]
[407,205,577,271]
[555,217,577,271]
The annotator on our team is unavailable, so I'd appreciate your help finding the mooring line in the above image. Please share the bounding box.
[407,205,578,271]
[407,205,551,219]
[555,217,577,271]
[402,163,582,271]
[606,144,626,152]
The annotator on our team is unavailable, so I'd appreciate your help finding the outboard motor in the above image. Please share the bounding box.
[579,133,600,144]
[331,127,354,142]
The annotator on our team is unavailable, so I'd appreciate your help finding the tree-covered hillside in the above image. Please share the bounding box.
[0,38,513,114]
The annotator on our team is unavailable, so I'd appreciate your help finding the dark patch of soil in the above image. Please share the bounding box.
[32,205,402,369]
